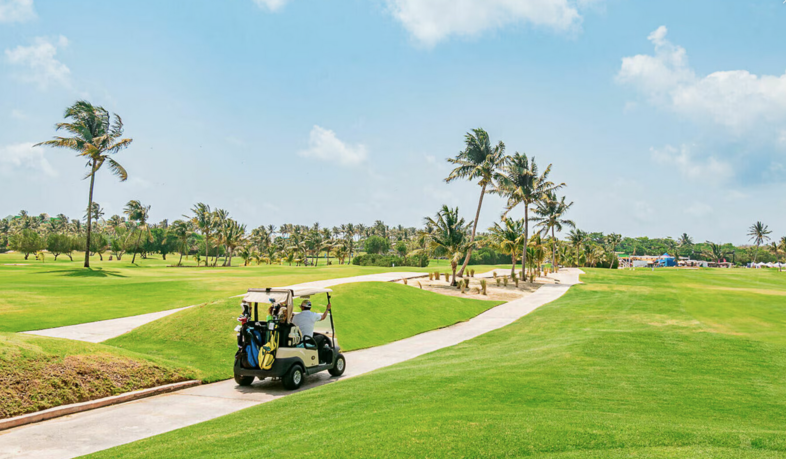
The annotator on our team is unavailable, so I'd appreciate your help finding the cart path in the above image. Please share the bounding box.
[0,269,583,459]
[21,271,431,343]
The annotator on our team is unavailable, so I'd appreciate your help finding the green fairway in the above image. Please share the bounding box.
[90,268,786,458]
[0,332,196,419]
[0,252,503,333]
[105,282,504,382]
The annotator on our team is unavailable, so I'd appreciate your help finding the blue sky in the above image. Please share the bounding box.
[1,0,785,244]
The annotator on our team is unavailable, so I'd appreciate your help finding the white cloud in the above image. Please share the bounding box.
[650,144,732,180]
[385,0,586,47]
[0,142,57,177]
[5,36,70,89]
[252,0,289,11]
[298,126,368,166]
[617,26,786,133]
[10,109,27,119]
[0,0,35,23]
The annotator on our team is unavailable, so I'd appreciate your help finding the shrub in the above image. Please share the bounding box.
[480,279,487,295]
[496,277,502,286]
[444,273,449,282]
[470,269,475,277]
[468,247,509,265]
[351,254,429,268]
[503,277,508,287]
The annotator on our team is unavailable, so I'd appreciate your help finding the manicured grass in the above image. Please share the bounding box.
[90,268,786,458]
[0,251,506,332]
[0,332,196,419]
[105,282,504,382]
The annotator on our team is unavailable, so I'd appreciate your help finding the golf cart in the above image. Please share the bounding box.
[233,287,346,390]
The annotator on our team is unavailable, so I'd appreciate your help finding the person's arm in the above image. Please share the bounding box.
[319,303,331,321]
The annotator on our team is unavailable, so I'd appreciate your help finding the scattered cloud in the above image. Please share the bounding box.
[10,109,27,119]
[5,36,70,89]
[650,144,732,181]
[617,26,786,134]
[298,125,368,166]
[0,0,35,23]
[385,0,588,47]
[0,142,57,177]
[252,0,289,12]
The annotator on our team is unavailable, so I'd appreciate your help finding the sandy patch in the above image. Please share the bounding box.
[396,274,555,302]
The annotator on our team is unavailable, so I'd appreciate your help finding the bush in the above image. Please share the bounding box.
[364,236,391,255]
[351,253,429,268]
[468,247,509,265]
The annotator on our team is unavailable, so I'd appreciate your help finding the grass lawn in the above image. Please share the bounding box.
[0,332,196,419]
[105,282,504,382]
[0,251,506,332]
[89,268,786,458]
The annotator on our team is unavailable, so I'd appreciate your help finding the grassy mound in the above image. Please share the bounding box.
[0,333,196,419]
[90,269,786,458]
[105,282,503,382]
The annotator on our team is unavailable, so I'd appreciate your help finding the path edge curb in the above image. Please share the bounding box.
[0,380,202,432]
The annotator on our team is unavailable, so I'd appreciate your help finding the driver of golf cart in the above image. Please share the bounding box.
[293,300,331,347]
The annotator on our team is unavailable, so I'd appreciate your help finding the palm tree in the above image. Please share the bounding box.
[169,219,192,266]
[567,229,587,267]
[532,192,574,273]
[703,241,726,263]
[35,100,133,267]
[124,200,151,263]
[747,222,772,263]
[488,217,526,276]
[767,240,784,272]
[187,203,214,267]
[494,152,564,281]
[424,205,473,286]
[604,233,622,269]
[222,219,246,266]
[445,128,506,277]
[678,233,694,259]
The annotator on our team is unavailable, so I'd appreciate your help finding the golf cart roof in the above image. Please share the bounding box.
[243,287,332,304]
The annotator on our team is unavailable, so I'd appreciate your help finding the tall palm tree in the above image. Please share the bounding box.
[767,240,784,272]
[532,192,575,273]
[747,222,772,263]
[703,241,726,263]
[445,128,506,277]
[424,205,473,286]
[567,229,587,267]
[124,200,151,264]
[494,152,564,281]
[488,217,526,276]
[35,100,133,267]
[187,203,214,267]
[169,219,192,266]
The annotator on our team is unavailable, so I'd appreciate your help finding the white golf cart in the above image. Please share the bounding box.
[233,287,346,390]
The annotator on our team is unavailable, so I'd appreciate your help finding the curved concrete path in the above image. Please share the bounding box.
[22,272,430,343]
[0,269,582,459]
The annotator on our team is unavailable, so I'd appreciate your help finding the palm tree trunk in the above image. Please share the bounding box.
[204,236,209,267]
[132,231,142,263]
[510,252,517,277]
[84,160,97,268]
[551,227,557,274]
[521,205,529,282]
[753,243,759,263]
[178,252,183,266]
[457,183,486,277]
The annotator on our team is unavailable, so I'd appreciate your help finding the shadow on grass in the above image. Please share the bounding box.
[33,268,129,278]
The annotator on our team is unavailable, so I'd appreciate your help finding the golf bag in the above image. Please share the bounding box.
[241,327,264,369]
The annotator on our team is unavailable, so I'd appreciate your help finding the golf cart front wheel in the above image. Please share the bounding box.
[283,365,304,390]
[234,374,254,386]
[329,354,346,377]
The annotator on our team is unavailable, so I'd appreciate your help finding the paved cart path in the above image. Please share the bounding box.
[0,269,582,459]
[22,272,431,343]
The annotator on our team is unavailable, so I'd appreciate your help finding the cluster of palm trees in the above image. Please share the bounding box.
[422,128,572,285]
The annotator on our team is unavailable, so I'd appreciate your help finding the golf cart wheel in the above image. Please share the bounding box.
[234,374,254,386]
[283,365,304,390]
[329,353,346,377]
